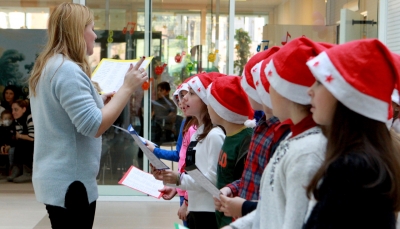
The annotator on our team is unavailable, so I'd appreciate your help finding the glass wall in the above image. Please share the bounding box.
[0,0,380,195]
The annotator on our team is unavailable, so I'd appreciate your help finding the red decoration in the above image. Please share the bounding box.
[142,78,154,90]
[155,63,167,75]
[281,31,291,45]
[123,22,136,35]
[175,51,186,63]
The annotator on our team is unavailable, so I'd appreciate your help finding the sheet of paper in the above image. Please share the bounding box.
[127,125,158,148]
[91,57,153,93]
[112,125,169,170]
[185,164,222,200]
[174,223,189,229]
[118,165,165,198]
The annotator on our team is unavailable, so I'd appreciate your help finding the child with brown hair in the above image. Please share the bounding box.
[206,75,254,227]
[305,39,400,229]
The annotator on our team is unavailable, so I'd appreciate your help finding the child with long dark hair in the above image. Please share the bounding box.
[304,39,400,229]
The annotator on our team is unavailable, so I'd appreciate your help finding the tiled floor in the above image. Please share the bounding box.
[0,179,181,229]
[2,178,400,229]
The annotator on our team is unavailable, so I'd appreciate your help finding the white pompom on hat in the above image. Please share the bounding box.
[207,75,256,127]
[241,49,276,104]
[251,46,280,108]
[306,38,400,123]
[266,37,334,105]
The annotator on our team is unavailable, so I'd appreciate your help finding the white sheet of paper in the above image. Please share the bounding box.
[119,165,165,198]
[91,58,151,93]
[112,125,169,170]
[186,165,222,200]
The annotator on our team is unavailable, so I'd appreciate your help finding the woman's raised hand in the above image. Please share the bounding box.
[123,57,148,91]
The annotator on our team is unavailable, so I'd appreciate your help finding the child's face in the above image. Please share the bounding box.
[183,88,205,118]
[1,114,13,126]
[179,91,188,115]
[308,80,337,126]
[207,105,223,126]
[269,85,291,121]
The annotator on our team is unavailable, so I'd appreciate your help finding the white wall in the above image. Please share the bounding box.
[272,0,326,25]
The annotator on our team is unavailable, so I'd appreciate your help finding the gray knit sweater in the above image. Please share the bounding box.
[231,126,326,229]
[30,54,103,208]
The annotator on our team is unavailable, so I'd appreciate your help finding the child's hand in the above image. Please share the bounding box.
[220,187,233,197]
[158,186,177,200]
[145,140,156,152]
[177,201,188,221]
[219,195,246,218]
[213,196,222,211]
[150,164,163,180]
[161,170,179,184]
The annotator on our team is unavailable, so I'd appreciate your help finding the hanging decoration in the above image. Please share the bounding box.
[175,51,186,63]
[107,30,113,46]
[155,63,167,75]
[122,22,136,35]
[186,61,195,72]
[281,31,291,45]
[208,49,219,62]
[142,78,153,90]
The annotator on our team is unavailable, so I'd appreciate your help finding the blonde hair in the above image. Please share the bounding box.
[29,3,94,96]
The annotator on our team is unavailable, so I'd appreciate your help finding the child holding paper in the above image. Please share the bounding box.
[205,75,254,227]
[147,80,197,227]
[159,73,225,229]
[224,37,332,229]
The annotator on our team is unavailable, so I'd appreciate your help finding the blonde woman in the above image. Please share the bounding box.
[29,3,148,228]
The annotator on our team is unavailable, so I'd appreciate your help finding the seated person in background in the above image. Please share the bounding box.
[152,81,177,143]
[7,99,34,183]
[0,110,15,155]
[0,110,16,177]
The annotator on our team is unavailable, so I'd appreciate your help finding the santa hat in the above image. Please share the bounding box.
[172,87,180,107]
[266,37,334,105]
[187,72,222,105]
[251,47,280,108]
[207,76,256,127]
[176,76,195,102]
[306,38,400,123]
[241,49,276,104]
[392,89,400,105]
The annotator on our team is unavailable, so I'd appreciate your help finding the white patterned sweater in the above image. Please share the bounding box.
[231,126,327,229]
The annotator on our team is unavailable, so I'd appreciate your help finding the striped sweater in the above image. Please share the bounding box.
[15,113,34,139]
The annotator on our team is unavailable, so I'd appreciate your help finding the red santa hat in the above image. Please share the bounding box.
[306,38,400,123]
[267,37,334,105]
[251,46,280,108]
[207,75,256,127]
[241,49,276,104]
[176,76,195,102]
[392,89,400,106]
[172,87,180,107]
[187,72,222,105]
